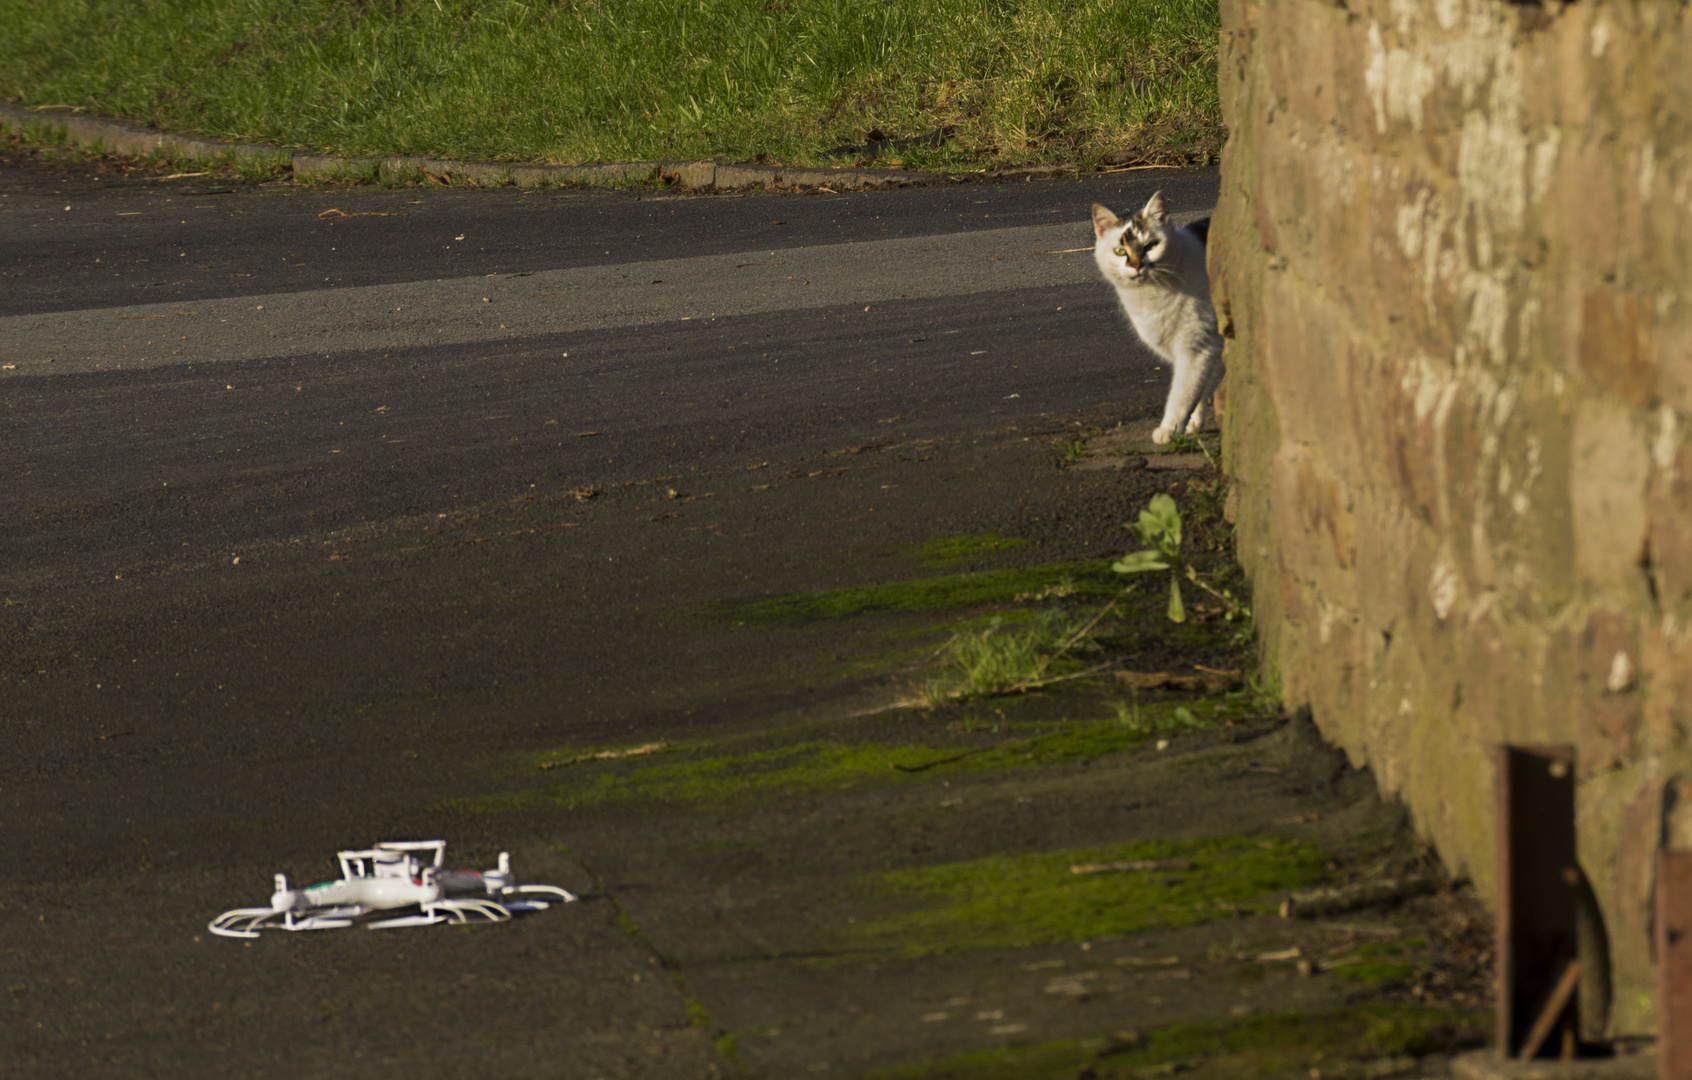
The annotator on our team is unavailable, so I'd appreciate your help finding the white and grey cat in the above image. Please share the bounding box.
[1091,192,1224,444]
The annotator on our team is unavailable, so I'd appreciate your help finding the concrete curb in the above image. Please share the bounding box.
[0,101,957,192]
[1,102,287,165]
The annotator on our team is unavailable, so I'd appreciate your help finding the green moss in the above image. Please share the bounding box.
[682,985,712,1028]
[849,1003,1489,1079]
[1357,936,1427,956]
[1333,961,1418,987]
[558,742,938,809]
[714,1031,746,1070]
[445,714,1224,815]
[878,607,1048,642]
[700,560,1120,627]
[811,641,945,681]
[897,533,1032,569]
[859,834,1329,956]
[1331,936,1427,987]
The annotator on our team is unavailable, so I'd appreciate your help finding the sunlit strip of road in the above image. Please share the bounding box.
[0,222,1113,377]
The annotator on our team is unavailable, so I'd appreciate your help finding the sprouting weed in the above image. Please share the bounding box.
[1113,493,1252,634]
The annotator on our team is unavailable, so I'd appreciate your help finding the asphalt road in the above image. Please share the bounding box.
[1,154,1221,1078]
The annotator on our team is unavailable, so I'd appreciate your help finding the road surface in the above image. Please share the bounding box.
[1,153,1226,1078]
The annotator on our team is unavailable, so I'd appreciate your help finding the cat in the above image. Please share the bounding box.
[1091,192,1225,444]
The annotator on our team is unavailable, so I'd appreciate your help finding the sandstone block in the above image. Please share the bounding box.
[1570,398,1650,592]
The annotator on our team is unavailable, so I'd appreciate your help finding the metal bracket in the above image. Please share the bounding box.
[1658,850,1691,1080]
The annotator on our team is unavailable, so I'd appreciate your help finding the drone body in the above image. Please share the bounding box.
[209,840,575,938]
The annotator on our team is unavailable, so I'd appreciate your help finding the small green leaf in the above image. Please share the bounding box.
[1112,550,1168,575]
[1167,578,1186,622]
[1147,494,1182,544]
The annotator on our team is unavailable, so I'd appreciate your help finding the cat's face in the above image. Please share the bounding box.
[1092,192,1171,286]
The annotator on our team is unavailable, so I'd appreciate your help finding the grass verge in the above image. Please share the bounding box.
[0,0,1220,170]
[859,833,1327,956]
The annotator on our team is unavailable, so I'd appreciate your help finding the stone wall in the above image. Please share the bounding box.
[1213,0,1692,1034]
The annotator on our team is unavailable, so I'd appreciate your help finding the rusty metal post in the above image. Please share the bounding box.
[1497,745,1579,1059]
[1660,850,1692,1080]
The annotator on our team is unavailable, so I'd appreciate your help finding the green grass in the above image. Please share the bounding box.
[860,834,1328,955]
[443,707,1237,814]
[849,1003,1490,1079]
[0,0,1221,170]
[701,559,1121,627]
[1158,431,1215,456]
[923,608,1100,703]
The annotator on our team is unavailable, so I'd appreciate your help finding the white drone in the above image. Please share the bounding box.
[208,839,576,938]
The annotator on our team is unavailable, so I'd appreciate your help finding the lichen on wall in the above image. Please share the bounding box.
[1214,0,1692,1035]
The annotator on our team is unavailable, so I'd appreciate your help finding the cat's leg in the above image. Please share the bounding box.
[1153,352,1204,444]
[1186,347,1226,434]
[1153,337,1225,444]
[1184,400,1209,434]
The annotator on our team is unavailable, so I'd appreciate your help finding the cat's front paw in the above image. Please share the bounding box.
[1151,425,1175,445]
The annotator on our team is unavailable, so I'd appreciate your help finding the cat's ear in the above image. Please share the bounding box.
[1091,204,1119,237]
[1140,191,1169,226]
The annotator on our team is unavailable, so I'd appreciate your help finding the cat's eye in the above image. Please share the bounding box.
[1112,246,1127,257]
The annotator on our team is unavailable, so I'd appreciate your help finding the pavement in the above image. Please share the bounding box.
[1,148,1489,1079]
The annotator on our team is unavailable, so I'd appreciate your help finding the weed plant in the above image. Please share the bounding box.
[1053,438,1087,463]
[0,0,1220,169]
[921,608,1105,704]
[1114,493,1251,635]
[1159,431,1212,455]
[1110,695,1206,736]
